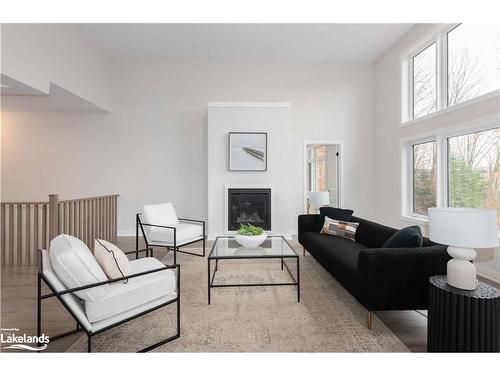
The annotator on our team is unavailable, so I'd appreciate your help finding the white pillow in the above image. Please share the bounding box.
[49,234,108,301]
[143,202,179,226]
[94,239,130,280]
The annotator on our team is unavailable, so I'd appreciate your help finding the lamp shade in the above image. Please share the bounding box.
[308,191,330,207]
[428,207,498,249]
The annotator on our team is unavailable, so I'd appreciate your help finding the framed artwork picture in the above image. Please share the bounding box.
[228,132,268,171]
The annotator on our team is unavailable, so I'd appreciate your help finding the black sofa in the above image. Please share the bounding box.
[298,214,449,327]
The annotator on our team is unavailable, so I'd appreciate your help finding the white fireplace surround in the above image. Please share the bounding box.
[224,184,276,236]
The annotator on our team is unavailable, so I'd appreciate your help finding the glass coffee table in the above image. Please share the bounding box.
[208,236,300,304]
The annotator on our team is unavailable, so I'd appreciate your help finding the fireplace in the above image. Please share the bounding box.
[227,188,271,231]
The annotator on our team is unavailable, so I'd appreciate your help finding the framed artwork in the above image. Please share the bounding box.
[228,132,268,171]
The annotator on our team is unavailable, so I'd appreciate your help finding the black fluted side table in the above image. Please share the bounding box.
[428,275,500,352]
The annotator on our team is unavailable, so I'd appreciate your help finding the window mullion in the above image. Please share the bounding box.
[436,134,447,208]
[408,57,414,121]
[436,33,448,111]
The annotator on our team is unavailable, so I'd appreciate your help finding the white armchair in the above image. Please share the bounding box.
[136,203,206,264]
[37,234,180,353]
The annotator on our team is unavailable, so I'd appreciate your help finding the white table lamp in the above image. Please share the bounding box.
[428,207,498,290]
[307,191,330,213]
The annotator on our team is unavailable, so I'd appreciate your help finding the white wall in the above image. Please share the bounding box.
[2,60,377,236]
[374,24,500,282]
[1,24,111,111]
[207,104,295,236]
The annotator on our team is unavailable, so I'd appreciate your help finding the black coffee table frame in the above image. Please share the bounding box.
[207,236,300,304]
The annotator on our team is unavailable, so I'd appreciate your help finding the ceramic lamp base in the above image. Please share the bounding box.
[446,246,478,291]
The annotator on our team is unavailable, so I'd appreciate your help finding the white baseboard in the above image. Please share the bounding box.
[117,230,140,237]
[476,265,500,285]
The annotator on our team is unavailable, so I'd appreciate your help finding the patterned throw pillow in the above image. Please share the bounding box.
[320,216,359,241]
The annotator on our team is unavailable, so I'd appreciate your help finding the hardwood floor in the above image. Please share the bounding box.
[1,237,498,353]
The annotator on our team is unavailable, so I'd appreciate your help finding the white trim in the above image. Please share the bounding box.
[207,102,291,108]
[401,215,429,226]
[401,89,500,127]
[476,265,500,284]
[223,184,276,235]
[303,141,344,213]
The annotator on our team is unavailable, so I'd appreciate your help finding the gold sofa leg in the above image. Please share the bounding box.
[366,311,372,330]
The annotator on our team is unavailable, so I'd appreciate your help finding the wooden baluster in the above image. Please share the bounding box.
[1,204,5,266]
[26,204,32,266]
[17,204,22,266]
[8,205,14,266]
[42,204,47,250]
[48,194,59,242]
[34,204,39,265]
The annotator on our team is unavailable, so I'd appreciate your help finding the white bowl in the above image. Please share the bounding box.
[234,233,267,248]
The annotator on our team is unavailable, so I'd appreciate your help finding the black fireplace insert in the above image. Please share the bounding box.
[228,188,271,231]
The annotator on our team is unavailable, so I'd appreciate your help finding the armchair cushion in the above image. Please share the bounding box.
[143,203,179,226]
[41,250,92,331]
[85,257,177,323]
[148,222,203,245]
[49,234,108,302]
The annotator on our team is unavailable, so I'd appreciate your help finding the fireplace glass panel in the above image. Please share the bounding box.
[228,188,271,231]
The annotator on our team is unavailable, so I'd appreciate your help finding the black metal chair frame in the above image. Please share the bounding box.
[37,248,180,353]
[136,213,206,264]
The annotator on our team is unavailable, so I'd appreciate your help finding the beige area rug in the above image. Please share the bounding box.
[67,247,409,352]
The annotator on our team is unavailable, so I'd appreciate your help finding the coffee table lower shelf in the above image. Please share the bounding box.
[207,256,300,304]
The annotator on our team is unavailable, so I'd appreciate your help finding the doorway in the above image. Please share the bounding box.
[304,143,341,212]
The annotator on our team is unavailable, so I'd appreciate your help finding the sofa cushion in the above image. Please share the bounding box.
[143,203,179,226]
[321,216,359,241]
[301,231,367,272]
[49,234,108,301]
[148,222,203,245]
[94,239,130,280]
[316,207,354,232]
[85,257,177,323]
[383,226,423,248]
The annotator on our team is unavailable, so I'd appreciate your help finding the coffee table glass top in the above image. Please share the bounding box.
[209,236,297,258]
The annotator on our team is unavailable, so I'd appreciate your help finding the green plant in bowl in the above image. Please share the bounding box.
[237,223,264,236]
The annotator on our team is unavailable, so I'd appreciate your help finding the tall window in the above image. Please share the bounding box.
[412,141,437,215]
[448,127,500,226]
[404,24,500,123]
[448,24,500,106]
[413,43,437,119]
[405,124,500,227]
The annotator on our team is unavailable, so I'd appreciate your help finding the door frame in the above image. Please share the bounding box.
[303,141,344,212]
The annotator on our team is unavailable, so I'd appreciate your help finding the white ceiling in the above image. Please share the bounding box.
[78,23,414,63]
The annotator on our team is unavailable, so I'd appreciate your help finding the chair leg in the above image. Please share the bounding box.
[303,247,306,257]
[202,236,206,257]
[87,333,92,353]
[135,217,139,259]
[366,311,372,330]
[174,247,177,265]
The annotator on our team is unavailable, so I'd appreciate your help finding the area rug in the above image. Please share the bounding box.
[67,245,409,352]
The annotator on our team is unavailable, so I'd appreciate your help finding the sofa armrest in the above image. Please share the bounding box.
[298,214,320,237]
[358,245,449,293]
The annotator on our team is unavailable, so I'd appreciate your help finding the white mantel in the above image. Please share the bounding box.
[207,102,299,239]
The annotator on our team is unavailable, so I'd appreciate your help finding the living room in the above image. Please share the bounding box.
[1,0,499,373]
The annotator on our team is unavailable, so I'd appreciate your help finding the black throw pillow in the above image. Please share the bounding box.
[383,226,423,248]
[316,207,354,232]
